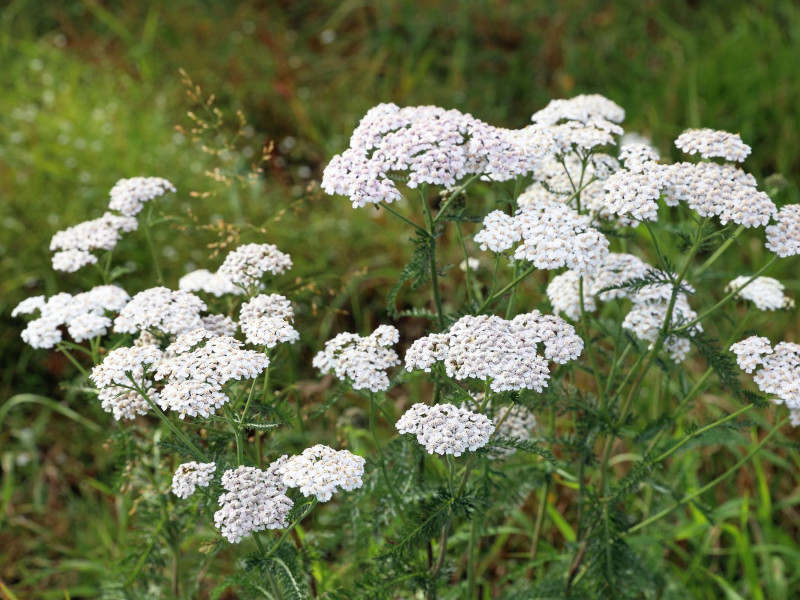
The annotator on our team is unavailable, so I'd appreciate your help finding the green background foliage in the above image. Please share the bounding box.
[1,1,799,598]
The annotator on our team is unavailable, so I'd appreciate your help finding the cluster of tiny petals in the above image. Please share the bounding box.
[733,338,800,415]
[179,269,244,297]
[312,325,399,392]
[50,212,138,272]
[239,294,299,348]
[619,142,660,171]
[674,128,751,162]
[214,462,293,543]
[155,333,269,419]
[475,196,609,276]
[603,163,666,222]
[14,285,131,349]
[90,345,163,420]
[396,403,495,457]
[730,336,773,373]
[727,276,794,311]
[114,287,206,336]
[531,94,625,126]
[201,314,238,337]
[622,283,701,362]
[405,312,582,393]
[108,177,176,216]
[217,243,292,289]
[278,445,365,502]
[766,204,800,257]
[547,121,617,153]
[171,462,216,499]
[323,103,553,207]
[52,249,98,272]
[663,162,776,227]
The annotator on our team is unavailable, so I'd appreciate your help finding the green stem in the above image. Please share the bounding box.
[130,378,208,462]
[421,187,446,329]
[262,500,318,560]
[380,201,428,236]
[478,263,537,313]
[143,203,163,284]
[433,174,480,224]
[56,343,90,378]
[694,224,745,277]
[528,476,550,566]
[627,417,787,534]
[467,519,478,598]
[456,222,475,306]
[370,392,402,508]
[579,276,605,410]
[505,260,521,319]
[672,256,778,334]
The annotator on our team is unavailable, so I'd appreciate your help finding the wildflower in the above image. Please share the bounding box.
[730,336,773,373]
[214,461,293,543]
[727,276,793,311]
[172,462,216,499]
[396,403,495,457]
[531,94,626,127]
[14,286,131,349]
[155,332,269,419]
[217,243,292,290]
[90,345,163,420]
[475,196,609,276]
[278,445,365,502]
[602,163,666,222]
[239,294,299,348]
[619,142,660,171]
[405,311,582,393]
[50,212,138,272]
[179,269,243,297]
[114,287,206,336]
[674,128,751,163]
[765,204,800,257]
[662,162,775,227]
[200,314,238,337]
[313,325,399,392]
[733,337,800,416]
[322,103,552,208]
[108,177,176,217]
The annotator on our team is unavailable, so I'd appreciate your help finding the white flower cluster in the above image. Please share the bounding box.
[475,195,609,276]
[619,142,660,171]
[547,253,650,320]
[602,164,667,222]
[171,461,216,499]
[322,103,553,208]
[674,128,751,163]
[766,204,800,257]
[108,177,176,217]
[396,403,495,457]
[531,94,625,154]
[405,311,583,393]
[662,162,775,227]
[217,243,292,289]
[731,337,800,424]
[50,212,138,272]
[214,461,293,543]
[239,294,299,348]
[155,331,269,419]
[13,285,131,349]
[730,336,773,373]
[114,287,206,336]
[622,282,702,362]
[179,269,243,297]
[200,314,238,337]
[727,276,794,311]
[90,344,163,420]
[313,325,399,392]
[277,445,365,502]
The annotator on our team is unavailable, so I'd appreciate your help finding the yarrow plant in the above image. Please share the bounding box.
[11,92,800,599]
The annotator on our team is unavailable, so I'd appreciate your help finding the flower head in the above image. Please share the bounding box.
[727,276,793,311]
[172,462,216,499]
[239,294,299,348]
[179,269,243,297]
[108,177,176,217]
[766,204,800,257]
[313,325,399,392]
[674,129,751,163]
[396,403,495,457]
[114,287,206,336]
[278,445,365,502]
[217,243,292,289]
[214,462,293,543]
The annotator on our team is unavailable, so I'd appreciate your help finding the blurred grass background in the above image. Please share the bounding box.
[1,0,799,598]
